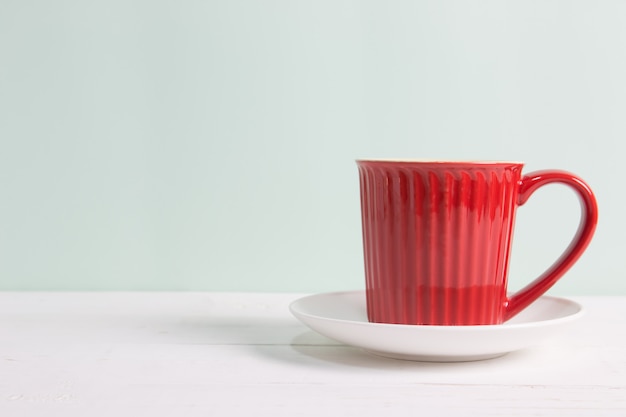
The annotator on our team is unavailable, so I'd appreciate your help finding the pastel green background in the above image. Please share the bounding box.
[0,0,624,294]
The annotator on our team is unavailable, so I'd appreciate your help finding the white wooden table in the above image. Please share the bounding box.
[0,292,624,416]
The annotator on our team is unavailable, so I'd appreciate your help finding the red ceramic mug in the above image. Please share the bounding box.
[357,160,598,325]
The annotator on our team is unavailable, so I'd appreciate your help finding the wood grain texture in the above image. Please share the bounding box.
[0,293,624,416]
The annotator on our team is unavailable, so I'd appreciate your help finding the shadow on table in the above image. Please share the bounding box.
[19,305,546,371]
[250,329,538,371]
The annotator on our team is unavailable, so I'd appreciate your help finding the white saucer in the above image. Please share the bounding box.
[289,291,584,362]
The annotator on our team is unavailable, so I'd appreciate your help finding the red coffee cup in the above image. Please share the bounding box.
[357,160,598,325]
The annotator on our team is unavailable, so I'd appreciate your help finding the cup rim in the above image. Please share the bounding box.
[356,158,524,165]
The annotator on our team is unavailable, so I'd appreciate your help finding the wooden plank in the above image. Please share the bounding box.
[0,293,624,416]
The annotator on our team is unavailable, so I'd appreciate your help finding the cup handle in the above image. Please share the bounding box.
[503,170,598,321]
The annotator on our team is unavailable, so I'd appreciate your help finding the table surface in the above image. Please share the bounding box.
[0,292,624,417]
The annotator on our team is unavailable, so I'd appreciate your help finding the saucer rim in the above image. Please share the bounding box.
[289,290,585,330]
[289,291,585,361]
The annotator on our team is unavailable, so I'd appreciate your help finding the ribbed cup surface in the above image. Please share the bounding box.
[358,161,523,325]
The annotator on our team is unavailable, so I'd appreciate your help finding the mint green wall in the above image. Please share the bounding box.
[0,1,623,293]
